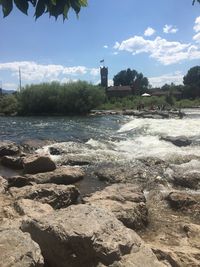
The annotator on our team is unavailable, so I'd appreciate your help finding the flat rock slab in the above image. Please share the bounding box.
[10,183,80,209]
[25,166,85,185]
[21,204,161,267]
[0,141,20,157]
[0,229,44,267]
[84,184,148,230]
[14,199,54,218]
[23,154,56,174]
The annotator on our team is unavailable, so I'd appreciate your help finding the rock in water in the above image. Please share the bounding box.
[84,183,148,230]
[160,136,192,147]
[0,141,20,157]
[0,229,44,267]
[21,204,162,267]
[10,184,80,209]
[23,155,56,174]
[1,155,23,169]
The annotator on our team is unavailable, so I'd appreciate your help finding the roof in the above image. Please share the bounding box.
[107,85,132,92]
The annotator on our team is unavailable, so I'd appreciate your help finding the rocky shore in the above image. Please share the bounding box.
[0,140,200,267]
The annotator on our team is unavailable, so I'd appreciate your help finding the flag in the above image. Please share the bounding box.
[100,59,104,63]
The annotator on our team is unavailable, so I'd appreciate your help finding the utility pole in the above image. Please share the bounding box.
[19,67,22,92]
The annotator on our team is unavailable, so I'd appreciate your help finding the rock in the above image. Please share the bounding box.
[0,229,44,267]
[0,141,20,157]
[84,184,148,230]
[7,175,34,188]
[14,199,54,218]
[23,154,56,174]
[110,244,166,267]
[25,166,85,185]
[0,176,8,193]
[49,146,63,155]
[160,136,192,147]
[166,191,197,210]
[1,155,23,169]
[9,183,80,209]
[172,171,200,190]
[21,204,161,267]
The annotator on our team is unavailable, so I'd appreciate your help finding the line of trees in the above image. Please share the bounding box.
[0,81,105,115]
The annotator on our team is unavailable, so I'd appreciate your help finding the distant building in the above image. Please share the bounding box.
[106,85,135,98]
[100,67,108,88]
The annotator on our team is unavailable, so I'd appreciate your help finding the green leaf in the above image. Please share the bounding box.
[63,3,69,19]
[14,0,29,15]
[2,0,13,17]
[79,0,87,7]
[35,0,46,19]
[51,0,56,5]
[70,0,81,14]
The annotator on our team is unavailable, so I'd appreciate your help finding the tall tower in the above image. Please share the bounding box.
[100,67,108,88]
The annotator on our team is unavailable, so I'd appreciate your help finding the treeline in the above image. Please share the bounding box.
[0,81,105,115]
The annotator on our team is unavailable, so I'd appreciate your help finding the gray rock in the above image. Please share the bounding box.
[0,176,8,193]
[1,155,23,169]
[7,175,34,188]
[0,141,19,157]
[10,183,80,209]
[23,154,56,174]
[84,184,148,230]
[0,229,44,267]
[166,191,197,210]
[21,204,160,267]
[14,199,54,218]
[25,166,85,185]
[160,136,192,147]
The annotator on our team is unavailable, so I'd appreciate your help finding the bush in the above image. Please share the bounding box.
[0,94,18,115]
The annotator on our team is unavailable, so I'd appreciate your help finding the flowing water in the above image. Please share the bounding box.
[1,109,200,161]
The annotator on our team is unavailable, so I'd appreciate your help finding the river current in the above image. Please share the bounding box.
[1,108,200,162]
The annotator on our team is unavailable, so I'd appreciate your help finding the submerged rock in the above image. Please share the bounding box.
[23,154,56,174]
[0,229,44,267]
[21,204,162,267]
[10,183,80,209]
[84,183,148,230]
[160,136,192,147]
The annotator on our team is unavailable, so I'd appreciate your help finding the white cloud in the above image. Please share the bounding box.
[90,68,99,76]
[144,27,156,37]
[3,83,17,90]
[163,24,178,34]
[0,61,99,82]
[113,51,119,55]
[113,35,200,65]
[149,71,183,87]
[194,16,200,32]
[103,45,108,49]
[193,32,200,43]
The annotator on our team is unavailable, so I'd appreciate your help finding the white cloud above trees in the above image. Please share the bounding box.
[144,27,156,36]
[149,71,183,87]
[163,24,178,34]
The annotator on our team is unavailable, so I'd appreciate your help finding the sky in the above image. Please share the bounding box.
[0,0,200,90]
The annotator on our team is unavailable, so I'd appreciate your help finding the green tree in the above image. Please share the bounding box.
[183,66,200,98]
[0,0,87,20]
[0,94,18,115]
[113,68,149,95]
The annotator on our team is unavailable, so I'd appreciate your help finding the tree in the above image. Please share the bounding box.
[113,68,149,95]
[0,0,87,20]
[183,66,200,98]
[1,0,198,20]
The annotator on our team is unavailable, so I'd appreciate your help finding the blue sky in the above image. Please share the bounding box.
[0,0,200,90]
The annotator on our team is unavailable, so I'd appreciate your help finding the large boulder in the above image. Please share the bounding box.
[7,175,34,188]
[0,229,44,267]
[25,166,85,185]
[1,155,24,169]
[0,176,8,193]
[23,154,56,174]
[14,199,54,218]
[166,191,198,210]
[0,141,20,157]
[10,183,80,209]
[84,184,148,230]
[21,204,162,267]
[172,171,200,190]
